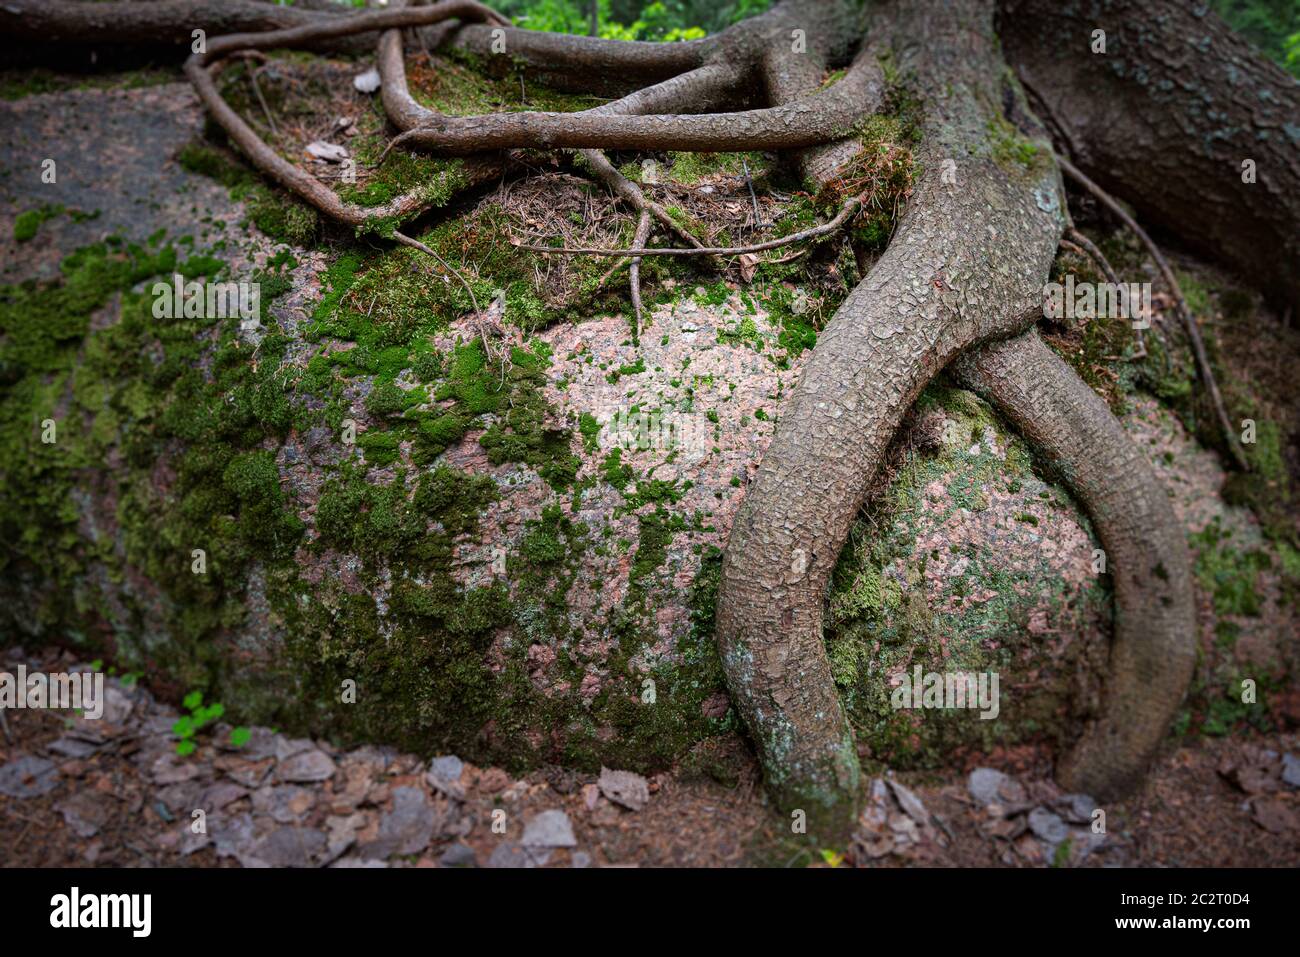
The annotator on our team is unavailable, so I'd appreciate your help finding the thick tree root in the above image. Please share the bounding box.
[387,49,882,154]
[953,330,1196,799]
[715,0,1065,838]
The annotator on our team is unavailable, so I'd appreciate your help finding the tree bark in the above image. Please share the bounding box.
[999,0,1300,312]
[715,0,1066,837]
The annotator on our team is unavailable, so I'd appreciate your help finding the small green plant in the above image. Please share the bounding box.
[172,690,237,756]
[820,848,845,868]
[1051,838,1073,868]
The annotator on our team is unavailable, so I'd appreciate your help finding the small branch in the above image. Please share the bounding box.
[247,62,278,137]
[1059,157,1247,470]
[741,156,763,230]
[393,229,480,319]
[577,148,705,252]
[513,194,863,258]
[629,209,651,338]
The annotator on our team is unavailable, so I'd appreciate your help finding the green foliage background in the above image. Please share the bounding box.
[1210,0,1300,75]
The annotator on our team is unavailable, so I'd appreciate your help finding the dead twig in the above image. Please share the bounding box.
[514,193,864,259]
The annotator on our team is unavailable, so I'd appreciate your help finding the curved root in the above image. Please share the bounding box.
[953,329,1196,800]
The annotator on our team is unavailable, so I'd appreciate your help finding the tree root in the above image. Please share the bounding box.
[953,329,1196,800]
[628,210,652,337]
[387,49,882,154]
[715,0,1066,839]
[183,1,510,231]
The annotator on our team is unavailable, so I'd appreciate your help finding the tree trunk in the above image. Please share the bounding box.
[999,0,1300,313]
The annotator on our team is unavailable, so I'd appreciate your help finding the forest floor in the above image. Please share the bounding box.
[2,645,1298,868]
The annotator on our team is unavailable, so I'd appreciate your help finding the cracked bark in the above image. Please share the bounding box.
[716,0,1066,836]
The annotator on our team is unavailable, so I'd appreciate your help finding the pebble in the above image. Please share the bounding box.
[372,786,436,856]
[439,842,478,868]
[352,68,382,94]
[1282,753,1300,789]
[967,767,1010,805]
[0,755,58,798]
[254,826,327,868]
[598,767,650,811]
[521,809,577,848]
[487,842,551,868]
[887,779,930,827]
[1027,807,1070,844]
[427,754,465,799]
[277,749,336,783]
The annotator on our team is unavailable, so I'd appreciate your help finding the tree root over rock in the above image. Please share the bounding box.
[20,0,1284,842]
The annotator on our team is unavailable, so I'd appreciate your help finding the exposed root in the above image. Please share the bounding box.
[1058,157,1248,470]
[388,49,881,154]
[628,210,652,337]
[953,329,1196,800]
[715,0,1065,839]
[575,149,707,253]
[183,0,508,230]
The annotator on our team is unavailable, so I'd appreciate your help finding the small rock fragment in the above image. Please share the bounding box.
[598,767,649,811]
[0,755,59,798]
[1281,753,1300,789]
[887,779,930,828]
[277,749,336,783]
[521,809,577,848]
[439,842,478,868]
[1027,807,1070,844]
[305,141,349,163]
[967,767,1010,805]
[487,842,551,868]
[353,68,381,93]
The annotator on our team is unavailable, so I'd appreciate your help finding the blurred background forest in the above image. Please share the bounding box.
[475,0,1300,73]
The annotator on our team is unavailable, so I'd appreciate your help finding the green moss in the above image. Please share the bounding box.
[986,116,1043,173]
[13,204,62,242]
[1189,518,1269,618]
[666,151,769,186]
[825,382,1109,768]
[0,66,178,101]
[177,142,317,245]
[0,238,316,696]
